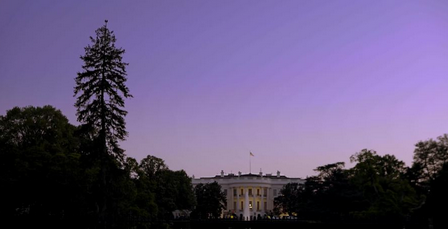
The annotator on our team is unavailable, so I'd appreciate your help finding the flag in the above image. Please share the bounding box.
[250,152,254,156]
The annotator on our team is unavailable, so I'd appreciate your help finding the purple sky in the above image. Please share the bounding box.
[1,0,448,178]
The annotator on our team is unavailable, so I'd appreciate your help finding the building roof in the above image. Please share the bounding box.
[195,172,301,180]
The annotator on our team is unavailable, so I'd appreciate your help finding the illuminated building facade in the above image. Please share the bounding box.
[191,170,304,219]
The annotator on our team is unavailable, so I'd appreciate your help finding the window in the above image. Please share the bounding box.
[241,201,243,210]
[233,188,237,196]
[264,188,267,196]
[249,201,252,210]
[257,201,260,211]
[224,189,227,196]
[264,202,267,210]
[257,189,260,196]
[240,189,243,195]
[249,188,252,195]
[234,202,236,210]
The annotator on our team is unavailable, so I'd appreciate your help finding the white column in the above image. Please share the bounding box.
[252,187,256,215]
[236,187,240,212]
[261,187,264,213]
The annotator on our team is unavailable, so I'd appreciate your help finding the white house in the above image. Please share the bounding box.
[191,170,304,219]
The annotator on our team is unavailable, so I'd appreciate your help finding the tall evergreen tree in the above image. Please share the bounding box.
[74,20,132,163]
[74,20,132,227]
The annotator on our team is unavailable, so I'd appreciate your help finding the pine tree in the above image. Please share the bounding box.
[74,20,132,227]
[74,20,132,163]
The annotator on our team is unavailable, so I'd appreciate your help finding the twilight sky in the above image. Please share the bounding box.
[1,0,448,178]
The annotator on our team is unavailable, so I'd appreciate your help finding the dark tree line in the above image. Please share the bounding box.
[0,105,199,229]
[274,145,448,228]
[0,105,227,228]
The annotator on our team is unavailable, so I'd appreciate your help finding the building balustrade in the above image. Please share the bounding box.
[234,193,267,198]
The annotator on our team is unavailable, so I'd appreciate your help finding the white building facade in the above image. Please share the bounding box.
[191,171,304,219]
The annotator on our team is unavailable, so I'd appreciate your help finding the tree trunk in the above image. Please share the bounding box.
[99,57,108,229]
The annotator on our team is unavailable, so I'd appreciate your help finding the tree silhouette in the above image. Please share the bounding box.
[411,135,448,192]
[274,182,301,216]
[74,20,132,227]
[0,106,86,227]
[350,149,420,223]
[74,20,132,163]
[192,182,227,219]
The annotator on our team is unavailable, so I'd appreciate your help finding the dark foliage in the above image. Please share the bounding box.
[274,151,421,225]
[0,106,89,226]
[191,182,227,219]
[411,135,448,194]
[426,163,448,228]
